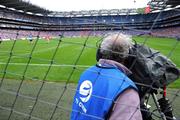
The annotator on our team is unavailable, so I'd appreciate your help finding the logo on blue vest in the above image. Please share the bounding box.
[79,80,93,103]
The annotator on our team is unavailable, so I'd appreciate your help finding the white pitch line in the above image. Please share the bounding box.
[0,62,91,68]
[0,43,70,61]
[0,46,57,61]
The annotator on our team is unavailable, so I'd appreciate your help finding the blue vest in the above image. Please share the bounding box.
[71,65,137,120]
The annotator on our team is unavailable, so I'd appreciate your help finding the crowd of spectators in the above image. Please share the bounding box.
[0,7,45,24]
[151,27,180,38]
[0,7,179,27]
[0,6,179,40]
[0,27,179,41]
[0,29,61,40]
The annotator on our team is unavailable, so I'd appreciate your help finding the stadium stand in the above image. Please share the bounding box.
[0,0,179,39]
[148,0,180,11]
[0,7,179,39]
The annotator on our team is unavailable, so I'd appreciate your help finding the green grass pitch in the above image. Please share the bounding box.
[0,36,179,88]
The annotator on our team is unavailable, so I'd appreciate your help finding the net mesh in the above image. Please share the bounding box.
[0,1,179,120]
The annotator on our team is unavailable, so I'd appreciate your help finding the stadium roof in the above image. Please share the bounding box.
[148,0,180,11]
[0,0,179,17]
[167,0,180,6]
[48,9,138,17]
[0,0,138,17]
[0,0,51,14]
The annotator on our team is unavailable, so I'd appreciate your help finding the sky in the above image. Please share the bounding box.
[25,0,151,12]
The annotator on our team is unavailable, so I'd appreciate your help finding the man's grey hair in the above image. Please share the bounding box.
[100,33,132,63]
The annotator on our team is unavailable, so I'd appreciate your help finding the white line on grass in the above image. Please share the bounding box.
[0,62,91,68]
[1,43,73,62]
[0,46,57,61]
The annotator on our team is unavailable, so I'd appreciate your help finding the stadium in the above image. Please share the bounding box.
[0,0,179,120]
